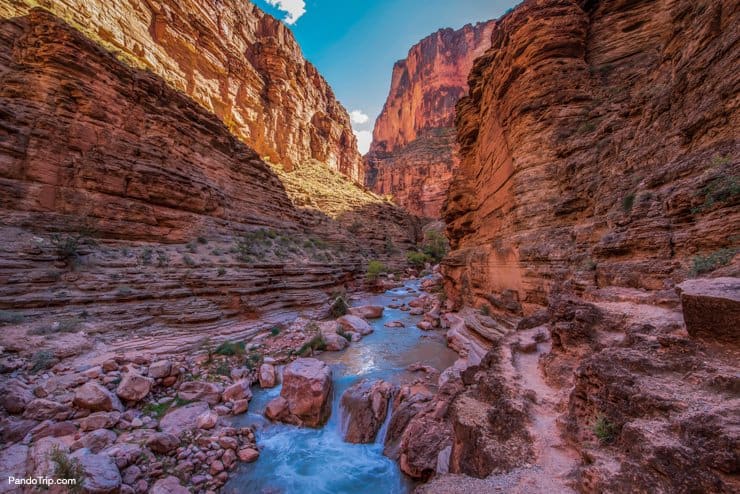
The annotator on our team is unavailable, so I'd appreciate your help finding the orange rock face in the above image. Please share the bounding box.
[443,0,739,312]
[0,10,416,358]
[365,22,495,218]
[0,0,363,181]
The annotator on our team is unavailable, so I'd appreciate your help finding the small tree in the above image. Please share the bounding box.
[407,251,431,269]
[366,260,387,281]
[422,229,449,263]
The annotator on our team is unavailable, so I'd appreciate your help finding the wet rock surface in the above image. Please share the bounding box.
[340,379,395,443]
[265,358,333,428]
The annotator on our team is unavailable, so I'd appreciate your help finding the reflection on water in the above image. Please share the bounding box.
[223,278,457,494]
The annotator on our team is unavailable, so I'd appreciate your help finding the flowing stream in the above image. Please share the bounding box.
[223,279,458,494]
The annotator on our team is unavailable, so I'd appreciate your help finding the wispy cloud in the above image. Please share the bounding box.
[353,130,372,155]
[265,0,306,25]
[350,110,369,125]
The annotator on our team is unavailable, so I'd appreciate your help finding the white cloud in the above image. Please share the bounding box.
[354,130,372,155]
[265,0,306,24]
[350,110,369,125]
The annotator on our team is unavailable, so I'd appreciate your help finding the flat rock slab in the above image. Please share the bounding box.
[159,401,210,435]
[677,277,740,345]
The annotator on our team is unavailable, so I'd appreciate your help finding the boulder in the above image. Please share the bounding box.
[222,380,252,403]
[22,399,71,421]
[0,418,38,443]
[159,402,210,435]
[146,432,180,454]
[0,379,34,415]
[676,277,740,345]
[74,429,117,453]
[70,448,122,494]
[74,382,124,412]
[384,320,405,328]
[29,437,67,479]
[348,305,384,319]
[80,411,121,432]
[30,420,77,441]
[116,372,152,403]
[148,360,172,379]
[324,331,349,351]
[151,476,189,494]
[337,315,373,335]
[340,380,395,443]
[237,447,259,462]
[265,358,332,427]
[259,363,277,388]
[177,381,222,405]
[0,444,29,493]
[196,410,218,430]
[232,399,249,415]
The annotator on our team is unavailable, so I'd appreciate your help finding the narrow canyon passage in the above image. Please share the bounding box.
[0,0,737,493]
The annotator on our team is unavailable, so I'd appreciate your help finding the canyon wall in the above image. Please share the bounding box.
[0,9,416,358]
[443,0,739,313]
[364,21,495,218]
[0,0,364,182]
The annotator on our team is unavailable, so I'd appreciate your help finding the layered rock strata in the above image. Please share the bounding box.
[0,0,363,181]
[443,0,739,312]
[0,10,416,362]
[421,0,739,491]
[365,21,495,218]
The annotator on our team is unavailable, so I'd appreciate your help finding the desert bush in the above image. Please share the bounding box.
[329,296,349,318]
[407,251,432,269]
[422,229,449,263]
[49,446,84,493]
[690,248,737,276]
[366,260,387,281]
[592,416,617,444]
[214,341,245,356]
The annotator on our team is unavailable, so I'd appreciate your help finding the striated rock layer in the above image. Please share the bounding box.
[443,0,739,313]
[365,21,495,218]
[0,0,364,181]
[427,0,739,492]
[0,10,416,360]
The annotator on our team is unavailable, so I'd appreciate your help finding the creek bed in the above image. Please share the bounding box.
[223,278,457,494]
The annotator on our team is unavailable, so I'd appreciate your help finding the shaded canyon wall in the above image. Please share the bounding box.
[443,0,739,314]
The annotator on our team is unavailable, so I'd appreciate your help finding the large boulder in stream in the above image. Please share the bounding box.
[340,379,395,443]
[337,315,373,335]
[264,358,332,427]
[348,305,384,319]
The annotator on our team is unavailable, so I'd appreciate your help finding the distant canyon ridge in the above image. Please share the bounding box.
[364,20,495,218]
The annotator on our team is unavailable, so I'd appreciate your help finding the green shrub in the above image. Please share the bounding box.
[270,326,281,337]
[592,416,617,444]
[422,229,449,263]
[407,251,432,269]
[621,193,635,212]
[156,251,169,267]
[480,305,491,317]
[245,352,262,369]
[330,296,349,318]
[197,236,208,244]
[139,248,153,265]
[366,260,387,281]
[298,335,327,356]
[31,350,57,372]
[214,360,231,377]
[29,317,81,336]
[214,341,245,356]
[0,310,25,325]
[217,267,226,277]
[337,328,352,342]
[690,248,737,276]
[183,255,196,267]
[51,229,95,266]
[49,446,84,492]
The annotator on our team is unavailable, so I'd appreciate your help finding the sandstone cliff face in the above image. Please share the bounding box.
[365,21,495,218]
[0,10,416,358]
[443,0,739,313]
[0,0,363,182]
[428,0,739,491]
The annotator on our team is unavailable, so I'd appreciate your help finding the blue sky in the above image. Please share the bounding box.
[253,0,518,153]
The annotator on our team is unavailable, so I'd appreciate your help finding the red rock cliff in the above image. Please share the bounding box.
[365,21,495,218]
[443,0,739,313]
[0,0,364,182]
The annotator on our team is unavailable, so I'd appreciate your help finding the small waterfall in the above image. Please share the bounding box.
[375,400,393,445]
[338,400,352,439]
